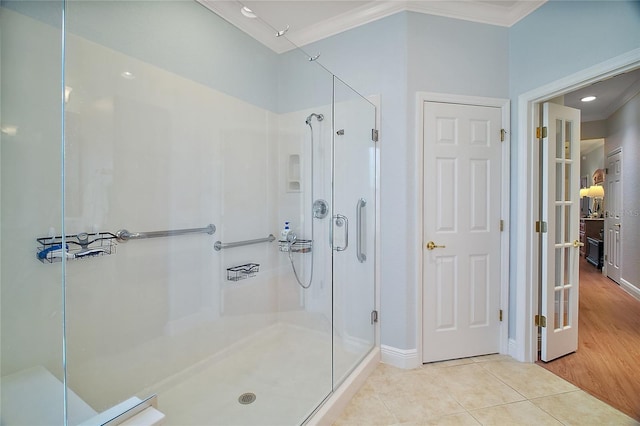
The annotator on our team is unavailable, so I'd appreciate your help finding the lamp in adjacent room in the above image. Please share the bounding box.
[579,187,589,198]
[587,184,605,217]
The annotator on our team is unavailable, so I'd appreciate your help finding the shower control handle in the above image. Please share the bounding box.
[332,214,349,252]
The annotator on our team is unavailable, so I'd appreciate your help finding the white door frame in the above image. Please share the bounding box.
[513,48,640,363]
[416,92,511,364]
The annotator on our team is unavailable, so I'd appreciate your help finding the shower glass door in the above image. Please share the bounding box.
[332,77,377,385]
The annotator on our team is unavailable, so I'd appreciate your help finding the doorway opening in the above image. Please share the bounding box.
[517,54,640,421]
[514,50,640,365]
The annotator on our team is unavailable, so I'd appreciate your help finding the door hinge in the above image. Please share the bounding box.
[500,128,506,142]
[535,314,547,328]
[336,129,345,136]
[500,220,504,232]
[605,167,609,174]
[371,310,379,324]
[536,126,548,139]
[371,129,379,142]
[499,309,503,322]
[535,221,547,233]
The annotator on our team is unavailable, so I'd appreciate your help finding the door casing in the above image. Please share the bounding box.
[416,92,510,365]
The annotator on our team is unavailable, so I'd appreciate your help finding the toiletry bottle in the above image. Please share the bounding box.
[280,222,291,251]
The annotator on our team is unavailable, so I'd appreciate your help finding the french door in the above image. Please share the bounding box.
[540,102,581,362]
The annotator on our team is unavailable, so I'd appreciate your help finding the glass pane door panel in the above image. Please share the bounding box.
[1,2,66,425]
[63,2,333,424]
[332,77,376,386]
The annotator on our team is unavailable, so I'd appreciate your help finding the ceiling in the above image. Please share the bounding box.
[564,67,640,123]
[198,0,546,53]
[564,67,640,155]
[197,0,640,152]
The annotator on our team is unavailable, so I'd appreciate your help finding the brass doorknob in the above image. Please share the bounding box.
[426,241,446,250]
[573,240,585,248]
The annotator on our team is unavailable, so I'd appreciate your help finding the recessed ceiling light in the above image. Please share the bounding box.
[241,6,256,18]
[581,96,596,102]
[121,71,135,80]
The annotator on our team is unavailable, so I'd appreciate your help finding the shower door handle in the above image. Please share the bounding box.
[332,214,348,252]
[356,199,366,263]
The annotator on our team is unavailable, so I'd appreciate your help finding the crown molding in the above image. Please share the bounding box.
[287,1,406,51]
[406,1,545,28]
[198,0,547,54]
[602,76,640,120]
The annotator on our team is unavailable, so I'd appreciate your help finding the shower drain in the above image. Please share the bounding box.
[238,392,256,405]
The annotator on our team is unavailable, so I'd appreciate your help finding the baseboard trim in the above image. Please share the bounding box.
[380,345,420,369]
[508,338,521,361]
[620,278,640,302]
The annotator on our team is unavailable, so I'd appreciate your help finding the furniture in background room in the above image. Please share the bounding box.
[580,218,604,259]
[586,237,604,269]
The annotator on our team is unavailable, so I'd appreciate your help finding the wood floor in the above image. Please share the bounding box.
[538,257,640,421]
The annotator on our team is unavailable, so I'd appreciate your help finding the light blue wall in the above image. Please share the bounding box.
[509,1,640,97]
[276,48,334,114]
[294,13,410,349]
[303,11,509,350]
[4,0,281,112]
[407,12,508,98]
[406,13,509,348]
[508,0,640,336]
[312,2,639,350]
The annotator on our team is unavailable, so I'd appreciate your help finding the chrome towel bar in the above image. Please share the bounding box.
[214,234,275,251]
[115,224,216,242]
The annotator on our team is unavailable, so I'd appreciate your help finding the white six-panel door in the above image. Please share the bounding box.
[605,149,622,284]
[422,101,502,363]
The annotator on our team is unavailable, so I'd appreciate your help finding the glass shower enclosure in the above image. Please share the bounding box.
[0,1,377,424]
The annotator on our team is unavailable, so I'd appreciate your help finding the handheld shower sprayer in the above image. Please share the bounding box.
[287,112,325,290]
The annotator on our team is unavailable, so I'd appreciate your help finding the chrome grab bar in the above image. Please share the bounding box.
[116,224,216,242]
[214,234,275,251]
[356,198,367,263]
[333,214,348,252]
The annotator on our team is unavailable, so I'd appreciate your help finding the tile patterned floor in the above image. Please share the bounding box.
[333,355,640,425]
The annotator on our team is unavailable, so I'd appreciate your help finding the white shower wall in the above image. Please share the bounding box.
[59,27,337,412]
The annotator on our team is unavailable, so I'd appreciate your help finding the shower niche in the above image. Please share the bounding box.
[287,154,301,192]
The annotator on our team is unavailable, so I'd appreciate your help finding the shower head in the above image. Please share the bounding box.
[305,113,324,125]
